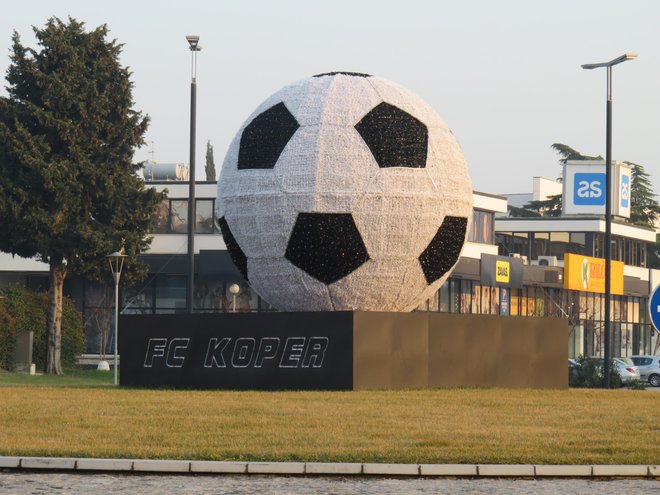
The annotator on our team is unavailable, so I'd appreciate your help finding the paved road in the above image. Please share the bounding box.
[0,473,658,494]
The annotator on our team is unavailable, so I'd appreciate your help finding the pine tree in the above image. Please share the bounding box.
[626,161,660,227]
[0,17,164,374]
[205,140,216,181]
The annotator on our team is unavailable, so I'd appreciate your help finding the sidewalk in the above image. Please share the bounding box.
[1,457,658,478]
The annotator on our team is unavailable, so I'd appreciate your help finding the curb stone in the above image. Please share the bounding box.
[190,461,247,473]
[75,459,133,472]
[305,462,363,475]
[1,457,658,478]
[20,457,76,470]
[132,460,190,473]
[477,464,535,477]
[247,462,305,474]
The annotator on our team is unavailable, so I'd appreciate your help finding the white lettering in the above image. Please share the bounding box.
[166,338,190,368]
[144,338,167,367]
[576,180,602,198]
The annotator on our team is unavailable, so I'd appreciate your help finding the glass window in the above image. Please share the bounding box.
[533,232,549,258]
[471,283,481,314]
[513,233,530,258]
[170,200,188,234]
[510,288,519,316]
[196,199,215,234]
[460,279,471,314]
[439,281,450,313]
[155,275,187,312]
[469,210,494,244]
[490,287,500,315]
[549,232,569,259]
[569,233,585,255]
[449,279,459,313]
[83,282,115,355]
[122,281,154,314]
[481,286,490,314]
[594,234,604,258]
[152,200,170,234]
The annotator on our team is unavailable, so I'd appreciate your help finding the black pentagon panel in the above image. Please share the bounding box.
[418,216,468,285]
[313,71,372,78]
[238,102,299,170]
[285,213,370,285]
[355,102,428,168]
[218,217,249,281]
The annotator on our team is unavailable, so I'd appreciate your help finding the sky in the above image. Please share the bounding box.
[1,0,659,195]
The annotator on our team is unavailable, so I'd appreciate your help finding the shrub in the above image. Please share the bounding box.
[0,287,84,371]
[570,355,622,388]
[0,302,16,370]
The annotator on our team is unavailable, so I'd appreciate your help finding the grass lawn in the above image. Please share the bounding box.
[0,374,656,465]
[0,368,114,387]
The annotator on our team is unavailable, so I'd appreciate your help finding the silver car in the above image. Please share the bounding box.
[629,355,660,387]
[612,359,640,385]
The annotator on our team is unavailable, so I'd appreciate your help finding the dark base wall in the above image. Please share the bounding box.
[119,312,567,390]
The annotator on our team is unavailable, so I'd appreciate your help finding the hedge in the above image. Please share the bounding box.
[0,287,84,371]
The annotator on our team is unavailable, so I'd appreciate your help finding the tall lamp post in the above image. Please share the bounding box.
[582,53,636,387]
[107,251,126,386]
[186,35,201,314]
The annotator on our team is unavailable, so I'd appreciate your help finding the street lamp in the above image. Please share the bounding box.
[229,283,240,312]
[582,53,636,387]
[107,251,126,386]
[186,35,202,314]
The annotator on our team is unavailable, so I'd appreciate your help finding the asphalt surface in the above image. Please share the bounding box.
[0,473,658,495]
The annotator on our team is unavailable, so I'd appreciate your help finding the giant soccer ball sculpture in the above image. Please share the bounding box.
[216,72,472,312]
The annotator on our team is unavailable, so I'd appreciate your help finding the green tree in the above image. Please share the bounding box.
[205,140,216,181]
[626,161,660,227]
[509,194,562,218]
[0,17,164,374]
[550,143,603,166]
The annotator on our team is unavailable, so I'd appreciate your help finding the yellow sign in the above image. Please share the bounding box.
[564,253,624,295]
[495,260,510,284]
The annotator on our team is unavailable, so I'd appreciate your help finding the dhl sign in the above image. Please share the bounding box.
[563,253,624,295]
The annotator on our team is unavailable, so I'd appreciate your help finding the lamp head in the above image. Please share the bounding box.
[107,251,127,275]
[186,35,200,51]
[582,53,637,70]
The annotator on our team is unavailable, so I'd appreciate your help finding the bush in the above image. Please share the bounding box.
[0,302,17,370]
[569,355,622,388]
[0,287,84,371]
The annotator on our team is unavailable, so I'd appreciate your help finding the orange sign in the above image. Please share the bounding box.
[563,253,624,295]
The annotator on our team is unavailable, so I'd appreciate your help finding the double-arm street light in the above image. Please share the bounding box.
[581,53,636,387]
[186,35,201,314]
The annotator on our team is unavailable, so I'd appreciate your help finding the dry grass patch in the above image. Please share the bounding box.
[0,387,656,464]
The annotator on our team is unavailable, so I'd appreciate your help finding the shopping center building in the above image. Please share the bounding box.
[0,162,658,359]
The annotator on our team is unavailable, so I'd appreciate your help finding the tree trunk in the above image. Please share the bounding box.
[46,260,67,375]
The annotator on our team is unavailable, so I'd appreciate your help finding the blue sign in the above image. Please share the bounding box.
[500,287,509,315]
[620,174,630,208]
[650,285,660,334]
[574,173,606,206]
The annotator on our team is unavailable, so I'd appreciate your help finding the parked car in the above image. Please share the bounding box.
[612,359,640,385]
[629,355,660,387]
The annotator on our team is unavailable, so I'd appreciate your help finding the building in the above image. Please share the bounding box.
[1,165,658,359]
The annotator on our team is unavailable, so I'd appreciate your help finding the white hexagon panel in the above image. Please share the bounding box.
[216,72,472,312]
